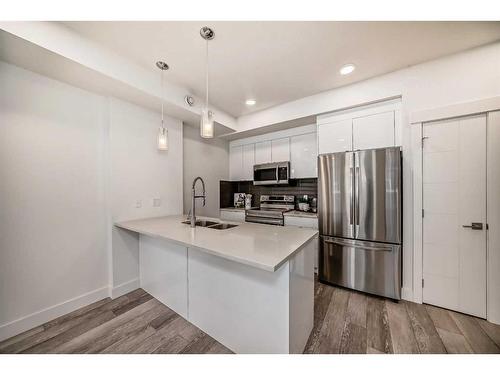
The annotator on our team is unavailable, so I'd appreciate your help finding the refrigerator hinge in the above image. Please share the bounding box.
[422,279,424,288]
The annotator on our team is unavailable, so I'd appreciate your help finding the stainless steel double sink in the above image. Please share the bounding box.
[181,219,238,230]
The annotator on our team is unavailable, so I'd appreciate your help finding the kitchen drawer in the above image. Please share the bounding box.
[284,216,318,229]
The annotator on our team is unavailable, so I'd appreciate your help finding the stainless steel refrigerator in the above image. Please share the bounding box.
[318,147,402,300]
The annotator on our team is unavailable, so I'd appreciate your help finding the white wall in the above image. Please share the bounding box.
[0,61,108,340]
[183,125,229,218]
[0,61,184,340]
[237,42,500,302]
[110,98,183,293]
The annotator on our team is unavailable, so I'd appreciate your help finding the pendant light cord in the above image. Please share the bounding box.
[161,68,165,128]
[205,38,209,111]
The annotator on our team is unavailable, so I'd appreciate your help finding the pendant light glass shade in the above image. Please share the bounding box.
[200,109,214,138]
[158,126,168,150]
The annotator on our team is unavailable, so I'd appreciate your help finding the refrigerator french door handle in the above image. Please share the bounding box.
[354,161,360,237]
[323,238,393,252]
[349,166,354,227]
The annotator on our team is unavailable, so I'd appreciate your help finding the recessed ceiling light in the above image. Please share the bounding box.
[340,64,355,75]
[245,99,256,106]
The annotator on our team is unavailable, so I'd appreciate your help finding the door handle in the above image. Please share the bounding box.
[462,222,483,230]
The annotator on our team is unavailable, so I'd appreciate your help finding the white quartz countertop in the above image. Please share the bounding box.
[115,215,318,272]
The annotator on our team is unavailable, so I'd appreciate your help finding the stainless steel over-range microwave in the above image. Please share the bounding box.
[253,161,290,185]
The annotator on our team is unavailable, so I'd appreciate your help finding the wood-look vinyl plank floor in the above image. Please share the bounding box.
[1,282,499,354]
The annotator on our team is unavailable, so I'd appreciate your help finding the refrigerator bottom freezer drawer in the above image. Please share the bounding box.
[319,236,401,300]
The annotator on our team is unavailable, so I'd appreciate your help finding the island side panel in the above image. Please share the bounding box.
[188,247,290,354]
[139,235,188,319]
[289,236,315,354]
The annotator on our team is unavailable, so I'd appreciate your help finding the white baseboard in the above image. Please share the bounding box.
[111,278,140,299]
[0,286,109,342]
[401,286,415,303]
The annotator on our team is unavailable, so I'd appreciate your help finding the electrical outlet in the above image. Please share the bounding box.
[153,198,161,207]
[135,200,142,208]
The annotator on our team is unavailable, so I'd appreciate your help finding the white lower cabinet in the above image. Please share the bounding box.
[284,216,318,229]
[220,209,246,223]
[284,215,319,273]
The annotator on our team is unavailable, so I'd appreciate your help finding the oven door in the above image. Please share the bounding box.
[245,215,283,226]
[319,236,401,300]
[253,164,278,185]
[245,209,284,226]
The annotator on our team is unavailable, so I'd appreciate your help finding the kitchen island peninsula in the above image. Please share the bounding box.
[115,215,317,354]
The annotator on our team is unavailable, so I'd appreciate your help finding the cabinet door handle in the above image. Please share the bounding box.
[462,222,483,230]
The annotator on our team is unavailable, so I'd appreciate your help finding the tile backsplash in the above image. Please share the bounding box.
[220,178,317,209]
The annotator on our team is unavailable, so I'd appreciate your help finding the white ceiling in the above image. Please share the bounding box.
[63,21,500,117]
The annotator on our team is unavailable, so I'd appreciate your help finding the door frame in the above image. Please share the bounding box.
[410,96,500,312]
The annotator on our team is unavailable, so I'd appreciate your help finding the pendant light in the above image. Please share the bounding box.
[156,60,169,150]
[200,26,214,139]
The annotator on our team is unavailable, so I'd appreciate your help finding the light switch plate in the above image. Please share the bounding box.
[135,200,142,208]
[153,198,161,207]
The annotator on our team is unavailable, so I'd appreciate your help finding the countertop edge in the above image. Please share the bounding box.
[114,220,318,273]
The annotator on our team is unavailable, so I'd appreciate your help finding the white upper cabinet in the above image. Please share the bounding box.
[290,132,317,178]
[318,118,352,154]
[228,124,316,181]
[242,143,255,180]
[229,145,243,181]
[317,99,401,155]
[255,141,272,164]
[352,111,395,150]
[271,138,290,162]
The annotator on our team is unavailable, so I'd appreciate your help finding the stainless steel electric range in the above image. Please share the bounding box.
[245,195,295,226]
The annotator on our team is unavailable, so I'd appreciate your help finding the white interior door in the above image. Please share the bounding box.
[422,114,487,318]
